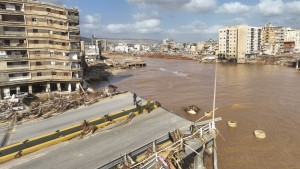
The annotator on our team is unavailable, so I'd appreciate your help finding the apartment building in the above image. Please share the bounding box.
[219,25,262,63]
[0,0,81,98]
[261,24,286,55]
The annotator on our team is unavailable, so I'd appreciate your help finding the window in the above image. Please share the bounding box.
[59,22,64,25]
[64,72,69,76]
[34,40,39,44]
[36,62,42,66]
[37,72,42,76]
[49,40,54,45]
[52,72,57,76]
[32,18,37,22]
[46,8,51,12]
[59,11,63,15]
[15,6,21,11]
[33,29,38,33]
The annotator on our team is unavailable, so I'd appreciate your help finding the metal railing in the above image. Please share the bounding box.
[98,122,214,169]
[0,55,27,59]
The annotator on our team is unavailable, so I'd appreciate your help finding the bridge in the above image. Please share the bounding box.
[0,92,220,169]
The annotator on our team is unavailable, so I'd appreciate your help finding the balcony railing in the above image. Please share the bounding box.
[0,55,27,60]
[31,65,71,70]
[48,23,68,29]
[1,19,25,23]
[28,44,69,50]
[31,75,72,81]
[0,31,26,36]
[27,33,69,40]
[0,43,27,48]
[68,26,80,32]
[7,65,29,69]
[9,76,31,81]
[26,22,48,27]
[25,10,67,19]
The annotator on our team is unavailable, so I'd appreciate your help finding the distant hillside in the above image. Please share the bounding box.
[104,38,162,45]
[80,37,161,45]
[80,37,91,43]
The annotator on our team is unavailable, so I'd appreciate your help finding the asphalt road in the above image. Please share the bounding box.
[7,92,145,145]
[1,107,191,169]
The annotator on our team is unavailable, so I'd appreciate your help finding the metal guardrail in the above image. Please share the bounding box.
[97,133,171,169]
[98,123,213,169]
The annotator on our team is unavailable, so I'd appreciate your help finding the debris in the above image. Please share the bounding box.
[204,111,212,117]
[183,105,200,114]
[0,85,123,123]
[254,130,266,139]
[227,121,237,128]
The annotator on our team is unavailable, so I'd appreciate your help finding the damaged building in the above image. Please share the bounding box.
[0,0,81,99]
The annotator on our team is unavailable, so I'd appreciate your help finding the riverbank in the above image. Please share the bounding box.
[104,52,299,68]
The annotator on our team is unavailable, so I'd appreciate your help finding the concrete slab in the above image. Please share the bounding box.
[0,107,192,169]
[8,92,146,145]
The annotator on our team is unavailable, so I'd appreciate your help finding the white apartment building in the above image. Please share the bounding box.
[219,25,262,63]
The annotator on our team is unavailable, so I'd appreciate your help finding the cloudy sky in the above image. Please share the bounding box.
[43,0,300,42]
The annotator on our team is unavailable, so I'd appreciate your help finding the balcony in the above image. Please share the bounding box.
[27,33,69,40]
[67,15,79,22]
[26,21,48,27]
[48,23,68,29]
[70,35,80,41]
[31,65,71,70]
[0,43,27,48]
[0,8,23,14]
[68,26,80,32]
[28,44,69,50]
[25,10,67,20]
[49,34,69,40]
[31,75,72,81]
[0,31,26,37]
[0,54,27,60]
[0,19,24,25]
[9,76,30,81]
[7,64,29,70]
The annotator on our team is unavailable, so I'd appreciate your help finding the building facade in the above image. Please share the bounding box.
[219,25,262,63]
[0,0,81,98]
[261,24,292,55]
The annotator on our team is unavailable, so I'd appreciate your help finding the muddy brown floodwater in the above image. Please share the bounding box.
[94,58,300,169]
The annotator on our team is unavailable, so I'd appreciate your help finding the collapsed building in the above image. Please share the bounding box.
[0,0,81,99]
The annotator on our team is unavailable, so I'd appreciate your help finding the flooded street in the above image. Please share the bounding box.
[94,58,300,169]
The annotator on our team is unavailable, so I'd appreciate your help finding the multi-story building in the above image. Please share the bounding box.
[0,0,81,98]
[219,25,262,63]
[262,24,286,55]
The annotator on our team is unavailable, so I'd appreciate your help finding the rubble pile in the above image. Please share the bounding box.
[0,99,28,121]
[84,63,112,82]
[0,85,121,123]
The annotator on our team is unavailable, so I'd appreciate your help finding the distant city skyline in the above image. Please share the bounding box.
[43,0,300,42]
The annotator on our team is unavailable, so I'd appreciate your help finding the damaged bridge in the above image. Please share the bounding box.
[0,92,220,169]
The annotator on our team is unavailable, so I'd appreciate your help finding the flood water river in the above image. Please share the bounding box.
[94,58,300,169]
